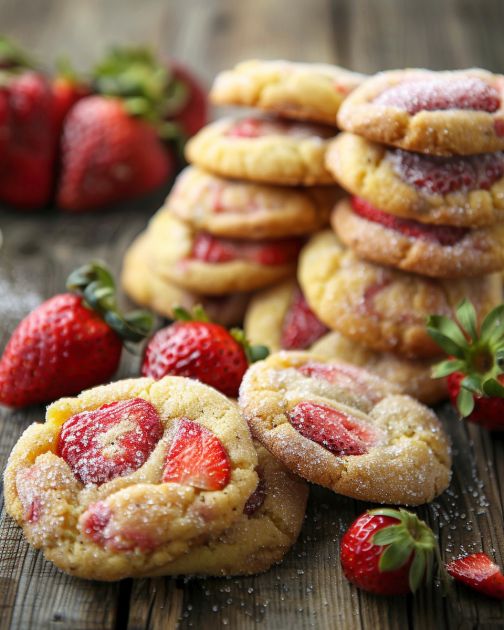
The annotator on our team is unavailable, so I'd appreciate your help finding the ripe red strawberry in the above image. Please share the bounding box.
[167,61,208,138]
[57,398,163,485]
[51,74,90,134]
[0,262,152,407]
[446,553,504,600]
[288,401,377,456]
[280,286,328,349]
[56,95,173,212]
[141,307,268,397]
[191,232,302,265]
[427,299,504,430]
[374,76,500,114]
[163,418,231,490]
[340,508,443,595]
[351,197,468,246]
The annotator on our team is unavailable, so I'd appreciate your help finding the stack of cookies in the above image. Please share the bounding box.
[246,68,504,405]
[122,60,365,325]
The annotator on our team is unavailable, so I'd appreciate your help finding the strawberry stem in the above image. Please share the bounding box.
[67,261,153,343]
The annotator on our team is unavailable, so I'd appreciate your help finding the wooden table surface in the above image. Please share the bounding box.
[1,1,504,628]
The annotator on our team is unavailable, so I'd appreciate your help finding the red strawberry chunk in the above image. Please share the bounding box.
[447,553,504,600]
[288,401,377,456]
[227,117,267,138]
[57,398,163,485]
[163,418,231,491]
[16,466,43,523]
[280,287,328,350]
[191,232,302,265]
[243,472,266,516]
[351,196,468,246]
[389,148,504,195]
[374,77,500,114]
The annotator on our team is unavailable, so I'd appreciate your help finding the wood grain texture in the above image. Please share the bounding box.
[0,0,503,628]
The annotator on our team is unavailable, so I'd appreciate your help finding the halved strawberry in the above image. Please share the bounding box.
[163,418,231,491]
[288,401,377,456]
[427,299,504,430]
[57,398,163,485]
[447,553,504,600]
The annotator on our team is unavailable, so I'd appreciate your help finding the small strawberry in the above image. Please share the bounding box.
[427,299,504,430]
[141,306,268,397]
[288,401,378,456]
[0,262,153,407]
[280,286,328,350]
[446,553,504,600]
[340,508,445,596]
[163,417,231,490]
[56,95,173,212]
[51,59,90,134]
[58,398,163,485]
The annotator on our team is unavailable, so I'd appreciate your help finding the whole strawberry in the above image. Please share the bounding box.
[427,299,504,430]
[0,263,152,407]
[447,552,504,600]
[51,60,90,134]
[166,61,208,138]
[56,95,173,212]
[340,508,443,595]
[0,38,58,209]
[141,307,268,397]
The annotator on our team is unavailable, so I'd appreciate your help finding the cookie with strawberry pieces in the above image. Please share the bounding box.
[332,197,504,278]
[245,282,445,404]
[239,352,451,505]
[337,69,504,155]
[210,59,365,125]
[326,133,504,228]
[4,376,258,580]
[150,442,308,577]
[146,209,302,295]
[167,166,338,239]
[121,232,251,326]
[298,231,501,358]
[427,299,504,431]
[185,116,336,186]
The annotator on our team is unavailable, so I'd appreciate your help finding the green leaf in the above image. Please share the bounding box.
[456,299,478,342]
[408,548,427,593]
[482,378,504,398]
[368,508,403,521]
[460,374,483,395]
[426,314,468,348]
[247,345,269,363]
[480,304,504,341]
[172,306,193,321]
[372,524,403,546]
[426,323,466,359]
[192,305,210,322]
[457,387,475,417]
[431,359,464,378]
[378,541,413,573]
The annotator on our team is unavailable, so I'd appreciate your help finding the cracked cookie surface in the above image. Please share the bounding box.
[4,377,257,581]
[239,352,451,505]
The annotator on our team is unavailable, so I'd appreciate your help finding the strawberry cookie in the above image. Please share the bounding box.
[167,166,338,239]
[245,282,446,404]
[151,442,308,577]
[239,352,451,505]
[210,60,365,125]
[337,69,504,156]
[4,377,258,580]
[310,331,447,405]
[147,211,301,295]
[298,231,501,358]
[333,197,504,278]
[185,116,336,186]
[326,133,504,227]
[121,233,250,325]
